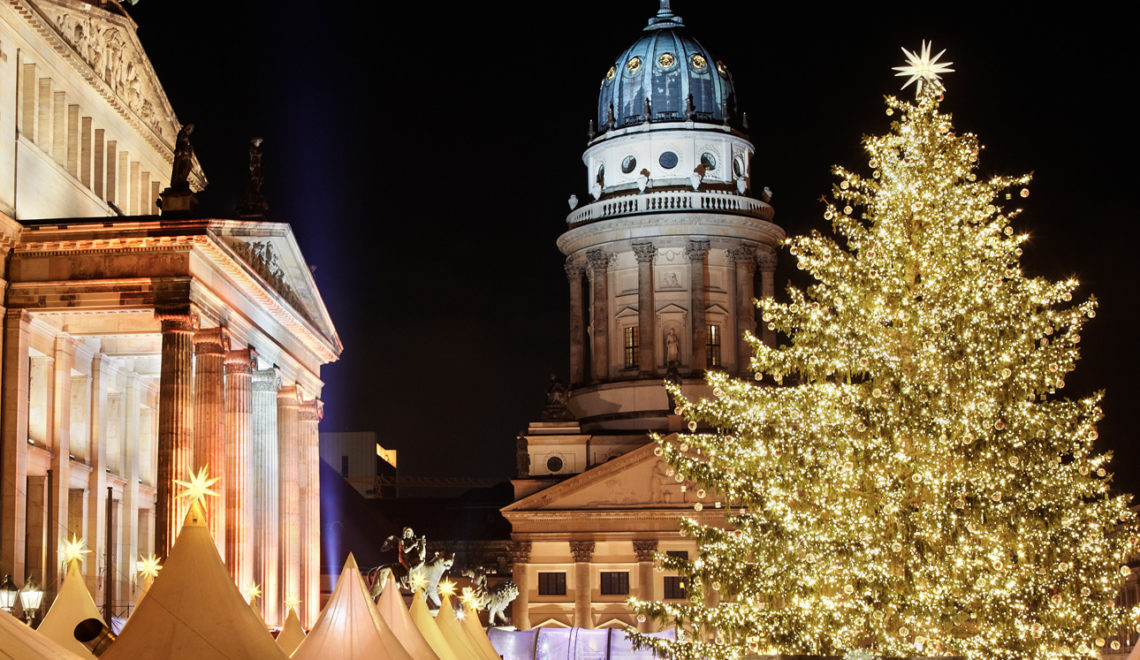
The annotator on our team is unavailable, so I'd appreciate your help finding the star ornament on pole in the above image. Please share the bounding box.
[174,465,220,508]
[242,583,262,605]
[61,535,91,567]
[284,595,302,612]
[893,40,954,96]
[459,586,479,611]
[137,554,162,581]
[438,579,456,598]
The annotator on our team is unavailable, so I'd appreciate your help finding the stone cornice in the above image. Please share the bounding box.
[502,440,664,513]
[557,212,784,256]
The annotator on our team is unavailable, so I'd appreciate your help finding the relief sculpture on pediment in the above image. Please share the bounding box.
[229,240,311,322]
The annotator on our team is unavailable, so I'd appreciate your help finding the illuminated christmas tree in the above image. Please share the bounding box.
[631,43,1139,660]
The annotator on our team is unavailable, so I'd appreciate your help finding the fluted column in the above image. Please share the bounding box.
[633,243,657,375]
[565,259,588,386]
[634,540,658,632]
[1,310,32,580]
[194,327,228,555]
[757,246,778,348]
[686,240,710,372]
[587,249,610,382]
[251,368,281,625]
[731,245,758,376]
[224,349,254,590]
[156,314,195,558]
[570,540,595,628]
[277,384,301,618]
[510,541,532,630]
[298,398,322,629]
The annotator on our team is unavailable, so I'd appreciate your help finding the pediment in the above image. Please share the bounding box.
[210,221,341,354]
[705,302,730,316]
[654,302,687,316]
[504,440,700,512]
[614,305,639,319]
[26,0,205,186]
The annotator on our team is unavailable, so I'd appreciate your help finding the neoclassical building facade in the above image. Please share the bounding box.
[504,2,783,631]
[0,0,340,629]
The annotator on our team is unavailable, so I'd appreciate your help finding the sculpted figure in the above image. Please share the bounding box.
[170,123,195,190]
[665,327,680,365]
[367,527,429,601]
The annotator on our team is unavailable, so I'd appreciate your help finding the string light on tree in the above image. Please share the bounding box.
[629,43,1138,660]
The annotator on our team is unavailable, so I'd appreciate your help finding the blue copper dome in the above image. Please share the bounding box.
[596,2,739,137]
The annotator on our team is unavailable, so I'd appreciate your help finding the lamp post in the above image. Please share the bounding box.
[0,574,17,613]
[18,575,44,626]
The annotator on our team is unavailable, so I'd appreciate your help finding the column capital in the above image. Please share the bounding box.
[299,399,323,422]
[685,239,710,262]
[276,384,300,406]
[586,248,611,272]
[756,245,778,271]
[225,348,255,374]
[564,258,587,279]
[730,244,758,268]
[193,327,229,355]
[632,242,657,263]
[158,313,196,334]
[569,539,595,562]
[510,540,532,563]
[251,368,280,392]
[633,539,658,562]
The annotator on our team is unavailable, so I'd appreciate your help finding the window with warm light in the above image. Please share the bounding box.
[706,324,721,368]
[624,326,639,369]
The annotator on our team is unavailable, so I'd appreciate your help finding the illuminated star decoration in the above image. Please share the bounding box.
[285,595,302,612]
[174,466,220,507]
[438,579,456,597]
[242,583,262,604]
[892,40,954,95]
[61,535,91,567]
[409,570,428,593]
[459,586,480,611]
[137,554,162,580]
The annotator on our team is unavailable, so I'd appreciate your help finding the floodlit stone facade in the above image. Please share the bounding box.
[0,0,340,629]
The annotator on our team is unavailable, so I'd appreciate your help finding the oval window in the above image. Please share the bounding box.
[733,156,745,177]
[659,151,679,169]
[700,153,717,171]
[546,456,564,472]
[621,156,637,174]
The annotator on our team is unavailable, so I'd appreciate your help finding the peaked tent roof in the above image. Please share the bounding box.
[375,574,439,660]
[37,561,103,658]
[458,604,502,660]
[434,595,483,660]
[0,607,88,659]
[275,608,306,657]
[408,589,460,660]
[291,554,413,660]
[102,500,287,660]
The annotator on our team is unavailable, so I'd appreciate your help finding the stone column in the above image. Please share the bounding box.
[757,246,778,348]
[633,540,658,632]
[224,349,254,591]
[570,540,595,628]
[633,242,657,375]
[193,327,228,556]
[565,259,588,387]
[731,245,758,376]
[251,368,281,625]
[48,336,75,598]
[156,313,195,559]
[686,240,710,372]
[298,398,322,629]
[510,541,532,630]
[587,249,610,382]
[0,310,31,580]
[277,384,301,619]
[120,373,141,603]
[86,354,109,598]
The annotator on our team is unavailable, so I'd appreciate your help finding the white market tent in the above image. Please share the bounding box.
[0,607,86,660]
[102,500,287,659]
[434,593,483,660]
[408,588,460,660]
[374,574,439,660]
[275,607,306,656]
[458,603,501,660]
[291,554,413,660]
[36,561,103,658]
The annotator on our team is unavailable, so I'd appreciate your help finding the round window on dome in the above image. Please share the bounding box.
[657,52,676,69]
[700,153,717,171]
[733,156,746,177]
[716,60,729,76]
[659,151,679,170]
[606,65,616,81]
[626,56,642,74]
[690,53,707,70]
[546,456,564,473]
[622,156,637,174]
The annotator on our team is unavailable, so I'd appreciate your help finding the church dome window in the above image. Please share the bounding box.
[657,52,676,69]
[716,60,729,76]
[690,53,707,70]
[606,65,617,81]
[700,153,717,171]
[546,456,564,473]
[733,156,746,177]
[622,156,638,174]
[659,151,679,169]
[626,56,643,74]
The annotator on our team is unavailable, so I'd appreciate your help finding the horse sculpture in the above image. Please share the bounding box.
[367,527,427,601]
[465,567,519,626]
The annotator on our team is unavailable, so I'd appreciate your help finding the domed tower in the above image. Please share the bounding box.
[522,2,784,480]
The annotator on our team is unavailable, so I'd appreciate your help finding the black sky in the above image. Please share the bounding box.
[123,2,1139,492]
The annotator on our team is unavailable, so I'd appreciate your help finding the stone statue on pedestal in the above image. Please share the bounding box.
[237,137,270,218]
[170,123,195,191]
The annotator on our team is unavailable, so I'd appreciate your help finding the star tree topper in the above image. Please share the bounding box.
[242,583,262,604]
[174,465,220,507]
[893,40,954,95]
[61,535,91,567]
[137,554,162,580]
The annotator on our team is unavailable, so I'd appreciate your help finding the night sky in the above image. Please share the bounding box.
[124,3,1138,493]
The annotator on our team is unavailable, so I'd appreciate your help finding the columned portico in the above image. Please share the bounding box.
[587,249,610,381]
[633,242,657,375]
[298,398,322,628]
[731,244,758,375]
[156,313,195,559]
[570,540,595,628]
[277,384,301,615]
[194,326,228,554]
[224,348,254,590]
[686,240,710,372]
[565,259,588,387]
[510,541,532,630]
[252,368,282,624]
[633,539,657,632]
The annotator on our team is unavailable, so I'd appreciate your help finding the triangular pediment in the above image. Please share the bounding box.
[705,302,730,316]
[211,221,342,355]
[615,305,639,319]
[26,0,205,186]
[503,439,700,512]
[654,302,687,316]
